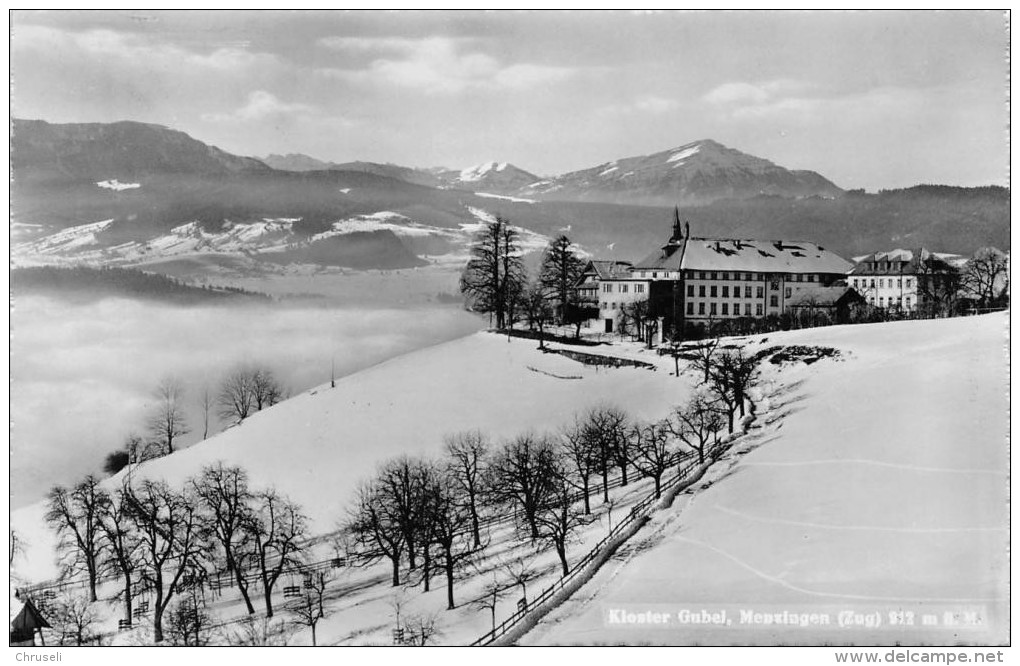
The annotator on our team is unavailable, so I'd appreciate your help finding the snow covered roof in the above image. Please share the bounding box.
[848,248,961,276]
[634,237,852,275]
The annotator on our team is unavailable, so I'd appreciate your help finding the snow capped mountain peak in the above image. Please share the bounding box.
[458,161,508,182]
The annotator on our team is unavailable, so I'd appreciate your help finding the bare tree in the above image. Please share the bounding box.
[582,405,629,503]
[197,384,213,440]
[192,463,257,615]
[428,471,484,609]
[488,434,558,541]
[347,480,405,587]
[443,430,489,547]
[123,479,207,643]
[522,280,554,348]
[669,392,724,465]
[45,476,108,602]
[50,593,98,646]
[98,487,142,626]
[218,366,255,422]
[539,234,587,325]
[402,613,441,646]
[559,417,597,514]
[251,367,284,411]
[709,347,760,429]
[688,338,719,384]
[226,615,290,646]
[459,217,526,330]
[9,529,23,567]
[164,592,210,646]
[962,247,1009,309]
[245,489,307,618]
[628,420,675,499]
[148,376,189,455]
[500,552,539,611]
[472,577,508,634]
[287,570,331,646]
[535,454,592,576]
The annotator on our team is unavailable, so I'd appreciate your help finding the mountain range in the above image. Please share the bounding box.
[10,118,1009,277]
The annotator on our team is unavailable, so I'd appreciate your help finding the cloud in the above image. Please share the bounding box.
[202,90,353,129]
[703,79,812,107]
[729,86,927,123]
[317,35,575,94]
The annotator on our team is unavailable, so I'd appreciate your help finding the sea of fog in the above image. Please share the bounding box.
[10,296,485,508]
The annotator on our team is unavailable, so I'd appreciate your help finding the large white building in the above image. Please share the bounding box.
[847,248,963,313]
[588,210,853,333]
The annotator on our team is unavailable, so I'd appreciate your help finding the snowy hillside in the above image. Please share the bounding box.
[11,314,1008,645]
[520,313,1009,645]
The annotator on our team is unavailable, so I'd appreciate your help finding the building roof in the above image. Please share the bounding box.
[583,260,633,280]
[786,285,860,307]
[848,248,962,276]
[634,237,852,274]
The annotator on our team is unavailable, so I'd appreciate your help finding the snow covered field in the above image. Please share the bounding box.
[10,313,1009,646]
[521,313,1009,646]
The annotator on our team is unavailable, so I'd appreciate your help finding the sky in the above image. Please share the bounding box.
[10,10,1010,190]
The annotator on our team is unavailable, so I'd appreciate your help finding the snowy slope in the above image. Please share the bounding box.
[520,313,1010,645]
[11,333,685,584]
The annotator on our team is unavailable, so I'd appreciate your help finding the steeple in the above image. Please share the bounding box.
[670,206,683,243]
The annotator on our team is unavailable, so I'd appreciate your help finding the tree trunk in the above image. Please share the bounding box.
[264,581,275,618]
[422,547,431,592]
[556,543,569,577]
[391,556,400,587]
[601,460,609,503]
[88,565,98,603]
[471,501,481,548]
[582,479,591,515]
[153,607,164,643]
[653,475,661,499]
[445,558,456,610]
[123,574,133,624]
[311,622,317,647]
[233,564,256,615]
[619,461,629,486]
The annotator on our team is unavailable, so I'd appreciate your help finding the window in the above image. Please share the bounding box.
[710,272,717,280]
[808,274,816,283]
[721,303,728,315]
[769,295,778,307]
[879,297,884,307]
[756,286,764,298]
[785,287,792,298]
[698,302,705,315]
[756,304,763,316]
[602,284,611,293]
[652,272,658,279]
[796,274,803,282]
[687,285,694,297]
[699,285,706,297]
[745,286,752,298]
[770,280,779,291]
[635,284,645,294]
[721,272,729,280]
[710,286,718,297]
[897,279,902,288]
[722,286,729,298]
[879,279,884,288]
[699,271,706,279]
[745,273,753,281]
[906,297,912,309]
[710,303,717,315]
[870,279,876,288]
[905,278,913,289]
[733,303,741,316]
[621,284,629,294]
[686,302,694,315]
[853,279,859,288]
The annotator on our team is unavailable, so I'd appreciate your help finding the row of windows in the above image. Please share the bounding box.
[869,296,914,308]
[686,285,797,299]
[686,302,770,316]
[601,283,646,294]
[852,277,913,290]
[626,271,822,282]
